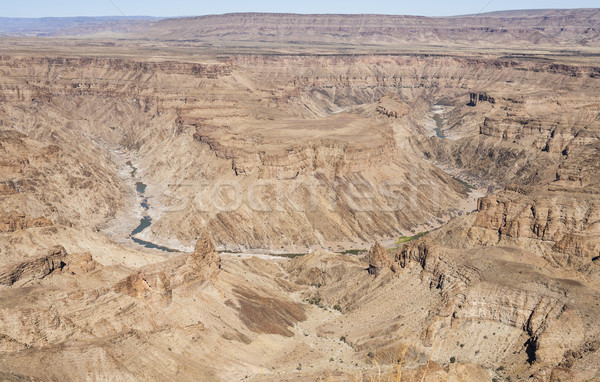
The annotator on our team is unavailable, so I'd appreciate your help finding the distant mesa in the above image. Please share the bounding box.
[1,10,599,48]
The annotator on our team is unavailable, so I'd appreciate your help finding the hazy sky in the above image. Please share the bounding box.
[2,0,598,18]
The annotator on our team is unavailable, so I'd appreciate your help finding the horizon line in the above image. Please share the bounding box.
[0,7,598,20]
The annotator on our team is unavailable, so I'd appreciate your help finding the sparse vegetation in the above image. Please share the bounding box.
[337,249,364,255]
[452,176,475,190]
[396,231,428,245]
[305,296,325,309]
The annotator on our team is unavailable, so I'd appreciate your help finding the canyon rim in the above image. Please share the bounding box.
[0,7,600,382]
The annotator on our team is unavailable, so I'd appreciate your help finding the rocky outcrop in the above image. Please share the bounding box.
[376,105,401,119]
[479,117,552,143]
[0,158,28,174]
[392,239,478,291]
[114,268,172,300]
[114,234,221,299]
[452,285,565,336]
[0,245,66,286]
[555,141,600,187]
[0,246,99,287]
[62,251,99,275]
[191,233,221,278]
[469,190,600,267]
[559,339,600,369]
[194,130,397,179]
[0,181,18,195]
[391,239,567,354]
[0,213,52,233]
[468,92,495,106]
[478,116,587,154]
[367,241,391,275]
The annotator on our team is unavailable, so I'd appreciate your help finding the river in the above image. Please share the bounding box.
[433,113,446,138]
[125,161,177,253]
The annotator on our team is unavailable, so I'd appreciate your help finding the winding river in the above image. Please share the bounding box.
[126,161,177,253]
[121,109,463,255]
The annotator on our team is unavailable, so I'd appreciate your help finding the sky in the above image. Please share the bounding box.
[2,0,598,18]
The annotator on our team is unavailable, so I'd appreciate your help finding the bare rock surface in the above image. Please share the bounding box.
[367,241,391,275]
[0,245,66,286]
[0,10,599,381]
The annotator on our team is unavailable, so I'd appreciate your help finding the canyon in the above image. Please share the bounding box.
[0,10,599,381]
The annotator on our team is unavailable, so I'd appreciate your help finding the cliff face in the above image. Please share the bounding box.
[393,239,566,333]
[0,52,598,252]
[0,17,599,380]
[0,237,310,381]
[144,11,600,48]
[141,54,600,250]
[468,92,496,106]
[114,235,221,299]
[464,98,600,269]
[470,191,600,268]
[386,236,594,372]
[0,245,66,286]
[0,212,51,233]
[0,245,100,287]
[382,97,600,376]
[3,11,600,49]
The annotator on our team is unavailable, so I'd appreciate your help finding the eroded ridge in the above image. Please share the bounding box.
[0,10,600,381]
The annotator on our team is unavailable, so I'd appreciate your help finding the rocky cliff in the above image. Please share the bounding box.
[144,10,600,48]
[0,24,599,380]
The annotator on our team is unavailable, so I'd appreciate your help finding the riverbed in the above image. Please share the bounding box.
[430,105,447,138]
[125,161,177,253]
[433,113,446,138]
